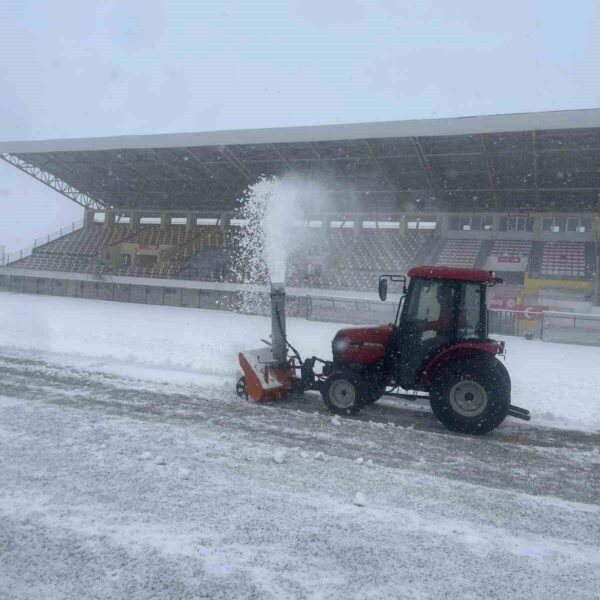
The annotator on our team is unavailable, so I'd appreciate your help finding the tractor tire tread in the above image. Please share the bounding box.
[430,356,511,435]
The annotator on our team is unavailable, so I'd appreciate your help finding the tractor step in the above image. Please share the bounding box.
[507,404,531,421]
[382,391,430,402]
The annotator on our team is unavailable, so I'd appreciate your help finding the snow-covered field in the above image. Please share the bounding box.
[0,291,599,432]
[1,291,599,599]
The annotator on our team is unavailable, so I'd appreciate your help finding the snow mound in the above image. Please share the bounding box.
[353,492,367,507]
[272,450,286,464]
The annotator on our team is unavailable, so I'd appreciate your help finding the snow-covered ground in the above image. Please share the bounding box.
[0,291,599,432]
[1,291,599,599]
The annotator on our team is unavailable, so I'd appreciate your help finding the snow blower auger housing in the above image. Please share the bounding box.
[237,283,294,403]
[237,266,530,435]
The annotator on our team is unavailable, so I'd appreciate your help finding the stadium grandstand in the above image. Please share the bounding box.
[1,108,599,323]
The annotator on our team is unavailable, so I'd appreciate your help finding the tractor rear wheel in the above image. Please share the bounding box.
[323,372,363,416]
[429,357,510,434]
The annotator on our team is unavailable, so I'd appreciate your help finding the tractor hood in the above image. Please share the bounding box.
[335,324,394,343]
[332,325,394,364]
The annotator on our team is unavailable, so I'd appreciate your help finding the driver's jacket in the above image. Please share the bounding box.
[424,307,468,333]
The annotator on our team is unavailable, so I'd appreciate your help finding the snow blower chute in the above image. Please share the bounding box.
[237,283,296,402]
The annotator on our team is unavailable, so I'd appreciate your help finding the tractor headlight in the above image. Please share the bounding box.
[333,336,350,353]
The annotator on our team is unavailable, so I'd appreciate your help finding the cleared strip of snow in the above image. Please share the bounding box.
[0,291,599,431]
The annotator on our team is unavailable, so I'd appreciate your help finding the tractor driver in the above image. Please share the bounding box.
[423,283,467,337]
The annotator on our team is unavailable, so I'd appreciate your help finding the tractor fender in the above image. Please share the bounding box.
[417,342,502,391]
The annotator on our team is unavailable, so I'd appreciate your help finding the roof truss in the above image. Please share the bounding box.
[1,152,110,210]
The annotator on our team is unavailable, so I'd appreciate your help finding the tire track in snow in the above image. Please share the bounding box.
[1,347,599,505]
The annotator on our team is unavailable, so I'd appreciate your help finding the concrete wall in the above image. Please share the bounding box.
[0,271,310,320]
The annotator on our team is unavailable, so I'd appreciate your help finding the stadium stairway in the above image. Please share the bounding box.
[526,241,544,277]
[475,240,494,269]
[415,234,441,265]
[585,242,597,281]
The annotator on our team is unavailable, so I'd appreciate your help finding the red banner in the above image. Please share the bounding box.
[510,305,551,320]
[490,299,551,319]
[512,305,551,320]
[490,297,517,310]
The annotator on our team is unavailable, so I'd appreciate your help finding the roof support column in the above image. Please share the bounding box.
[186,213,196,232]
[491,214,501,236]
[105,210,116,228]
[532,131,540,209]
[437,213,448,236]
[220,212,230,245]
[84,208,95,229]
[399,214,406,235]
[130,211,141,229]
[323,215,332,238]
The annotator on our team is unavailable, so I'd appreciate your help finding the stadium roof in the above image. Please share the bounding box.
[2,107,600,213]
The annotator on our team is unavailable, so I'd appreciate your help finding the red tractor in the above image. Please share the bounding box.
[238,266,530,434]
[320,266,530,433]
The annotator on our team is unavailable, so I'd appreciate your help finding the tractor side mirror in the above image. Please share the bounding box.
[378,278,388,301]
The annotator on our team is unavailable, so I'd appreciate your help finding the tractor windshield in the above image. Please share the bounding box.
[402,279,456,356]
[404,279,455,335]
[403,278,485,342]
[457,282,485,340]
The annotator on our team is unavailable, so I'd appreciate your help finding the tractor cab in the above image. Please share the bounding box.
[379,266,500,392]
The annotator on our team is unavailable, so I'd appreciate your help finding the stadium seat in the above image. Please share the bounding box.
[541,242,587,278]
[435,239,482,268]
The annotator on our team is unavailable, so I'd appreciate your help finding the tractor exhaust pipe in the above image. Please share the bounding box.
[270,282,287,365]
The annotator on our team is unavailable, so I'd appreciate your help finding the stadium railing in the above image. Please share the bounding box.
[1,219,84,266]
[306,295,398,325]
[2,265,597,346]
[541,311,600,346]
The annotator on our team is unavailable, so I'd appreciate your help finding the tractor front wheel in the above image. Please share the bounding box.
[429,358,510,435]
[363,383,386,405]
[323,372,363,416]
[236,376,249,402]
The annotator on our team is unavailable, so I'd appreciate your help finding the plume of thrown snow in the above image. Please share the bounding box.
[233,175,327,300]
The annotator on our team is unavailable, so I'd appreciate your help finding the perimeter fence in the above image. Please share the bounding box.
[1,269,598,345]
[541,311,600,346]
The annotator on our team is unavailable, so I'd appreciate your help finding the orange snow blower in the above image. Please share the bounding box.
[237,283,296,402]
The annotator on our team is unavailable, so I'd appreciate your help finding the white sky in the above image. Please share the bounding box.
[1,0,599,251]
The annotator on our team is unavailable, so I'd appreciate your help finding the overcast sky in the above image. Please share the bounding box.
[1,0,599,251]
